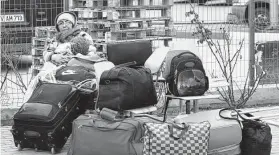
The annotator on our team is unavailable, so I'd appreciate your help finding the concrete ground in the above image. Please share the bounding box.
[1,107,279,155]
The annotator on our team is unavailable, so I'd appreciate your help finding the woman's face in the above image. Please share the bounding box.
[57,19,73,32]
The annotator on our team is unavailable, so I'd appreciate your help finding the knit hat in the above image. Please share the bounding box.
[55,11,77,32]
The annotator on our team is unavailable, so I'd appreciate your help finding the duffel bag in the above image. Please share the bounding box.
[143,121,211,155]
[96,66,157,111]
[219,108,272,155]
[68,113,144,155]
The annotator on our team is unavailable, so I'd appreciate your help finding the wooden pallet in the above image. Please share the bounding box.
[32,56,44,66]
[35,26,57,38]
[146,27,175,37]
[97,30,148,41]
[73,6,171,20]
[89,26,174,39]
[94,36,172,52]
[89,20,149,32]
[70,0,173,9]
[32,37,48,48]
[31,47,45,56]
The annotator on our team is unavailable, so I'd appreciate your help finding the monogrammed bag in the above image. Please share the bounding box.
[143,121,211,155]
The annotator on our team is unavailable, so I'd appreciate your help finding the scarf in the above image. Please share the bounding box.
[56,27,82,43]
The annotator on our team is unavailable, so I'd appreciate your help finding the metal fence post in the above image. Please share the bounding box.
[249,0,255,86]
[64,0,69,11]
[270,0,279,28]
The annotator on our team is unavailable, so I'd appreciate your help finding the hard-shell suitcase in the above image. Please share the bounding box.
[11,82,90,154]
[144,46,169,74]
[173,109,242,155]
[107,41,152,66]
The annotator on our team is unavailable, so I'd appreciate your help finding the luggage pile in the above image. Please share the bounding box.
[10,41,272,155]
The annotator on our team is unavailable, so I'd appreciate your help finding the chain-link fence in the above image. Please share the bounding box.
[1,0,279,108]
[1,0,64,108]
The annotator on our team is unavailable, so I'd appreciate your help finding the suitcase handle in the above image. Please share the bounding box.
[115,61,137,67]
[168,123,189,140]
[91,119,123,131]
[100,108,119,121]
[24,130,41,138]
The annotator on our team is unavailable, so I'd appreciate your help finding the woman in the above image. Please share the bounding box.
[23,11,98,102]
[43,11,96,65]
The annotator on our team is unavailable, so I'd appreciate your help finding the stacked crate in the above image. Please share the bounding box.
[69,0,174,53]
[31,26,56,77]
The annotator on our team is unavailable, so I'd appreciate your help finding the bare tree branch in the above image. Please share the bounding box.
[186,6,264,108]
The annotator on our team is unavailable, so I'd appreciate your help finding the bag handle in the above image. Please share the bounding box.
[219,107,247,128]
[168,123,189,140]
[99,108,120,121]
[75,79,96,89]
[176,51,198,59]
[115,61,137,67]
[103,61,136,80]
[90,119,123,131]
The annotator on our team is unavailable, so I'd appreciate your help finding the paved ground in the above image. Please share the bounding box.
[1,107,279,155]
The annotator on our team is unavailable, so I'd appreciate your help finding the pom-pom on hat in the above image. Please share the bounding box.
[55,11,77,32]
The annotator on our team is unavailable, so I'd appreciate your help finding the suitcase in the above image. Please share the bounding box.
[11,82,90,154]
[107,41,152,66]
[173,109,242,155]
[144,46,169,74]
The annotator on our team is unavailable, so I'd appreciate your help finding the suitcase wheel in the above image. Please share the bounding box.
[17,144,23,151]
[51,147,56,154]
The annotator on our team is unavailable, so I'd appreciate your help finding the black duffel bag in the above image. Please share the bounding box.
[241,119,272,155]
[96,66,157,111]
[219,108,272,155]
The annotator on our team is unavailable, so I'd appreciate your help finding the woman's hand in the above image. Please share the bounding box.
[51,54,71,64]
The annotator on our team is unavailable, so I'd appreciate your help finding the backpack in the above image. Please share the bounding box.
[166,51,209,96]
[55,66,96,83]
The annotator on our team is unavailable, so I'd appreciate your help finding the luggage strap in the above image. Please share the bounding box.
[99,108,164,123]
[219,107,250,128]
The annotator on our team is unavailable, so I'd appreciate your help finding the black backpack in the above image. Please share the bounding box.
[55,66,96,83]
[167,51,209,96]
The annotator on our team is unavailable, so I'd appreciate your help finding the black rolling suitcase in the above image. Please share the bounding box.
[11,82,93,154]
